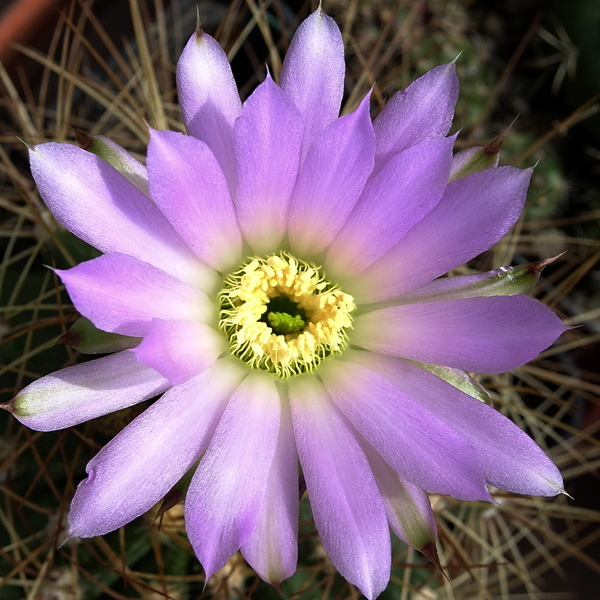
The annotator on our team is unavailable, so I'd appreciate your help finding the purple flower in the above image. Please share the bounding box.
[4,8,566,599]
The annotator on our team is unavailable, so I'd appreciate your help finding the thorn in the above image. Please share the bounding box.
[195,5,203,34]
[56,327,80,348]
[152,489,184,526]
[485,115,519,155]
[72,128,93,150]
[298,472,307,500]
[0,399,15,413]
[561,488,575,501]
[420,542,450,583]
[15,136,31,150]
[526,252,566,276]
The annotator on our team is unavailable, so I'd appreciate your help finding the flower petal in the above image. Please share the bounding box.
[147,129,242,271]
[373,63,458,167]
[350,352,564,496]
[361,441,437,551]
[320,357,491,501]
[395,259,556,304]
[185,372,281,580]
[289,375,390,600]
[279,7,345,158]
[234,75,304,253]
[176,28,241,186]
[68,359,244,538]
[352,296,566,373]
[241,399,298,585]
[344,166,532,302]
[10,350,168,431]
[134,319,226,385]
[288,93,375,257]
[57,254,212,337]
[29,143,214,288]
[326,137,454,279]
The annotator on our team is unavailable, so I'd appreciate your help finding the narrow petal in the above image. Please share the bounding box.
[373,63,458,167]
[134,319,226,385]
[185,372,281,580]
[449,145,499,182]
[11,350,168,431]
[234,75,304,253]
[68,359,245,538]
[147,129,242,271]
[29,143,214,288]
[176,28,241,186]
[395,259,557,304]
[57,254,212,337]
[279,7,345,158]
[343,166,532,302]
[362,441,437,551]
[326,137,454,279]
[86,135,149,195]
[350,352,564,496]
[320,357,491,501]
[289,375,390,600]
[352,296,566,373]
[288,93,375,257]
[241,399,298,585]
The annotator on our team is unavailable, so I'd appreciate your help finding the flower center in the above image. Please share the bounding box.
[218,252,355,379]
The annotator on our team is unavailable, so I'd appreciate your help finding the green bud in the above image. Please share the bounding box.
[59,317,142,354]
[73,130,149,194]
[400,257,560,305]
[449,123,515,182]
[409,360,492,404]
[449,145,500,181]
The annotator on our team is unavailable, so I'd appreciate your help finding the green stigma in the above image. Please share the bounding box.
[268,312,305,334]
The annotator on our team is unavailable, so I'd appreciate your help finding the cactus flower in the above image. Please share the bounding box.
[3,8,566,599]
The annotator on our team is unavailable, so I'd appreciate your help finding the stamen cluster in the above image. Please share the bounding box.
[218,253,355,378]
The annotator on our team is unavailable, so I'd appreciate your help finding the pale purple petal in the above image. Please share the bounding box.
[326,137,454,279]
[234,75,304,253]
[29,143,215,289]
[343,166,532,302]
[361,441,437,551]
[176,28,241,186]
[279,7,345,158]
[353,296,566,373]
[320,357,491,501]
[68,359,245,538]
[373,63,458,168]
[288,93,375,257]
[57,254,212,337]
[351,352,564,496]
[134,319,226,385]
[186,372,281,580]
[11,350,168,431]
[288,375,390,600]
[147,129,242,271]
[241,399,298,584]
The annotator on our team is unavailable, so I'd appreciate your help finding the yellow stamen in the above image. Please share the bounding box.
[218,253,355,378]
